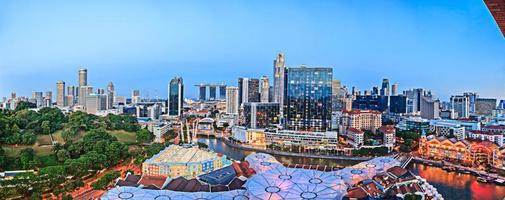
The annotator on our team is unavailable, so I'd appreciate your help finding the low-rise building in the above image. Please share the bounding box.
[346,128,364,148]
[341,109,382,134]
[379,125,396,151]
[142,145,231,178]
[265,129,339,150]
[467,130,504,147]
[429,120,467,140]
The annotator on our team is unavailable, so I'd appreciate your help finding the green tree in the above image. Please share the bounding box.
[41,120,51,134]
[136,129,154,143]
[57,149,70,162]
[20,148,37,169]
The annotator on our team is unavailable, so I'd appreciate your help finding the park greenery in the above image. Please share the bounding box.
[0,104,169,199]
[396,129,421,152]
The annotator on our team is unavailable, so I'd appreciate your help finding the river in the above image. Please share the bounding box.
[198,137,505,200]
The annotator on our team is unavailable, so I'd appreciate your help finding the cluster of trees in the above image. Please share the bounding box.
[0,107,66,145]
[91,171,120,190]
[397,130,421,152]
[352,146,389,156]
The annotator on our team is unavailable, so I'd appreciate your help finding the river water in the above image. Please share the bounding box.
[198,137,505,200]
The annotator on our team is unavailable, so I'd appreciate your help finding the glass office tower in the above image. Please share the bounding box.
[283,66,332,132]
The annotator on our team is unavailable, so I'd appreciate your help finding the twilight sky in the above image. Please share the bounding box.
[0,0,504,101]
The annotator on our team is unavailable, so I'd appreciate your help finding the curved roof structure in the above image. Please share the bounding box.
[101,153,401,200]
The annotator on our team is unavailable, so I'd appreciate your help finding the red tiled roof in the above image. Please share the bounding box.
[484,0,505,37]
[138,175,167,189]
[379,125,396,134]
[387,166,408,178]
[343,109,381,115]
[483,125,505,130]
[346,187,369,199]
[469,130,502,136]
[347,127,364,134]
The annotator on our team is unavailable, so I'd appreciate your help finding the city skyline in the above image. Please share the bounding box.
[1,0,505,100]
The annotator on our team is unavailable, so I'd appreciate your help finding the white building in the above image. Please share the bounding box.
[225,86,239,114]
[429,120,466,140]
[451,95,470,119]
[467,130,504,147]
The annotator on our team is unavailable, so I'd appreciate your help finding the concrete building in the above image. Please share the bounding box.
[32,92,44,108]
[347,128,364,148]
[168,77,184,117]
[260,76,269,103]
[273,53,285,112]
[391,83,398,96]
[132,90,141,104]
[420,96,440,120]
[475,98,497,116]
[142,145,231,178]
[379,125,396,151]
[225,86,239,114]
[85,94,107,114]
[107,82,115,109]
[380,78,390,96]
[78,68,87,87]
[152,122,171,143]
[341,110,382,133]
[44,91,52,107]
[67,86,75,107]
[467,130,503,147]
[429,120,467,140]
[56,80,66,107]
[451,95,470,119]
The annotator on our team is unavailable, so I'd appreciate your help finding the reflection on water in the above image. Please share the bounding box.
[410,163,505,200]
[199,137,505,200]
[198,137,360,166]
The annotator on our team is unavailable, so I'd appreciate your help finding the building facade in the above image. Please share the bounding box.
[168,77,184,117]
[242,102,279,129]
[260,76,269,103]
[225,86,239,114]
[341,110,382,133]
[283,66,332,132]
[56,80,66,107]
[451,95,470,119]
[273,53,285,110]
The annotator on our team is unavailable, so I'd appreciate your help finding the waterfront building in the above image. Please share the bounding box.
[467,130,504,147]
[225,86,239,114]
[168,77,184,117]
[238,78,260,106]
[418,135,504,169]
[347,127,364,148]
[475,98,497,116]
[231,126,266,146]
[283,66,332,132]
[352,95,389,112]
[451,95,470,119]
[132,89,141,104]
[341,109,382,134]
[56,80,66,107]
[265,129,339,150]
[273,53,285,111]
[242,102,279,129]
[260,75,269,103]
[142,145,231,178]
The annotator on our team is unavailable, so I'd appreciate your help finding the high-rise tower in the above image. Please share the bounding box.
[56,80,66,107]
[107,82,115,109]
[273,53,285,111]
[168,77,184,117]
[79,69,87,87]
[260,76,270,103]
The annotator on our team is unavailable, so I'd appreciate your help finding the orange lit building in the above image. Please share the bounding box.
[418,135,505,169]
[341,109,382,133]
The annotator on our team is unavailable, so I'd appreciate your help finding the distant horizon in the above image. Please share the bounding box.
[1,0,504,101]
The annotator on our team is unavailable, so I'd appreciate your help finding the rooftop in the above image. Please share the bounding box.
[144,145,220,165]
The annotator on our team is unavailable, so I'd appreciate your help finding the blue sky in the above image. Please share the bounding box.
[0,0,504,101]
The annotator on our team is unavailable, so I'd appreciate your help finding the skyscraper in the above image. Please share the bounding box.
[391,83,398,96]
[32,92,43,108]
[225,86,239,114]
[242,102,280,129]
[107,82,115,109]
[209,86,217,100]
[44,91,52,107]
[219,85,227,100]
[260,76,270,103]
[79,68,87,87]
[284,66,333,132]
[273,53,285,111]
[451,95,470,119]
[132,90,141,104]
[464,92,478,114]
[238,78,260,106]
[56,80,66,107]
[78,86,93,106]
[168,77,184,117]
[381,78,390,96]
